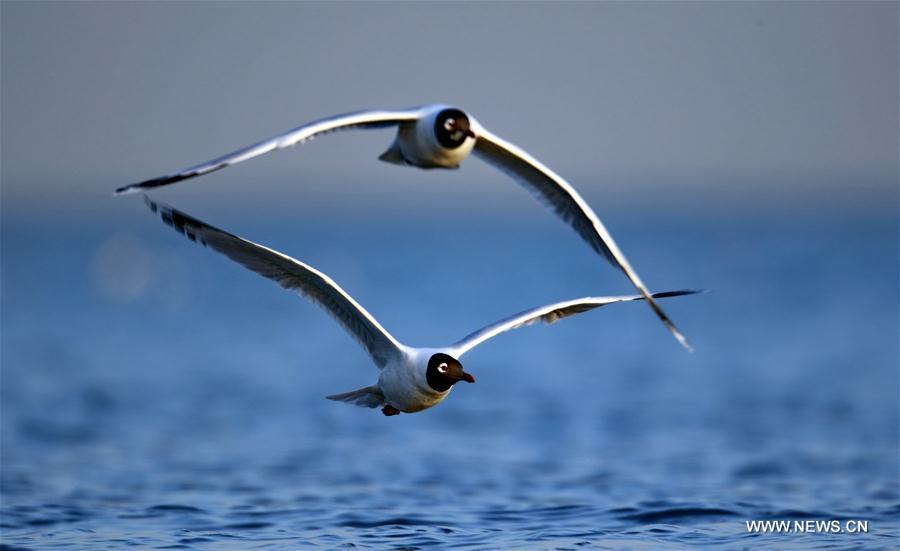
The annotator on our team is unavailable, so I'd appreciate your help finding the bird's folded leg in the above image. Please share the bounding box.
[382,405,401,416]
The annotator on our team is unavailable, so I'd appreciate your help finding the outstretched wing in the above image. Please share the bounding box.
[144,196,405,368]
[448,290,701,357]
[116,109,420,195]
[472,127,693,351]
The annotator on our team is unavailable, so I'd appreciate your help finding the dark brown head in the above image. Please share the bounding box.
[426,353,475,392]
[434,108,475,149]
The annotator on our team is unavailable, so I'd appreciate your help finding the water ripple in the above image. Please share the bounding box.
[617,506,739,524]
[1,218,897,549]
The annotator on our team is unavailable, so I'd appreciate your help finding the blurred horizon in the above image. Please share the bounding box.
[2,1,897,220]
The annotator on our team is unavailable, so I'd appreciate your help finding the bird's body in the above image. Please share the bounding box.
[118,104,693,350]
[143,197,700,416]
[376,349,447,413]
[379,105,476,169]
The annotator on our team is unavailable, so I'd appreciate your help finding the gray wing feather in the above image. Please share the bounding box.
[116,109,420,195]
[144,196,404,369]
[449,290,700,357]
[472,129,693,351]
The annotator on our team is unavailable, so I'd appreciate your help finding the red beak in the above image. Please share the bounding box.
[464,129,476,139]
[460,372,475,384]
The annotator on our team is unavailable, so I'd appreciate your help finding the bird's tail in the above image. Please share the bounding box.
[377,138,410,166]
[326,386,386,409]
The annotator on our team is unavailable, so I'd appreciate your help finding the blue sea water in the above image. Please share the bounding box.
[1,200,898,549]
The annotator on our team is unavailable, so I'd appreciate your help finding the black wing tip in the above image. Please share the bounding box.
[113,184,140,196]
[650,289,708,299]
[114,174,192,196]
[143,194,161,214]
[142,195,210,246]
[642,289,708,353]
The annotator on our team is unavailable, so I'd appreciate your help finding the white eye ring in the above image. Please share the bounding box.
[444,119,456,131]
[437,362,448,374]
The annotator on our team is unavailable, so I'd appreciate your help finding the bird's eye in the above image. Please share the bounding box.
[437,362,448,374]
[443,118,456,131]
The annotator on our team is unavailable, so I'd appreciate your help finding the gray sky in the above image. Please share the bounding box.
[2,1,897,216]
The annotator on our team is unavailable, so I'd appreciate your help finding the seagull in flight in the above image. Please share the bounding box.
[116,104,694,350]
[143,196,700,416]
